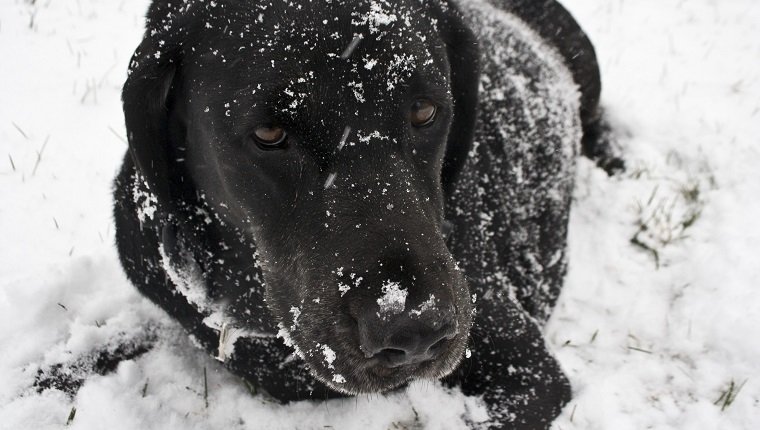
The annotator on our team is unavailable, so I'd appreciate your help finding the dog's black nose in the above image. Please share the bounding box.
[357,309,457,367]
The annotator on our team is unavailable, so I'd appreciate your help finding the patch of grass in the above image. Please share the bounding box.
[714,379,747,412]
[627,160,655,180]
[203,367,208,408]
[11,121,29,140]
[629,151,717,267]
[627,346,653,354]
[65,406,76,426]
[32,136,49,176]
[630,177,705,267]
[626,334,653,354]
[630,233,660,268]
[108,125,127,145]
[242,378,257,396]
[390,406,422,429]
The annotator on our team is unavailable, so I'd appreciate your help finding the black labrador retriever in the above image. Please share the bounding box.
[113,0,614,427]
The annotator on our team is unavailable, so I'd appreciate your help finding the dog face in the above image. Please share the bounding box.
[124,0,480,394]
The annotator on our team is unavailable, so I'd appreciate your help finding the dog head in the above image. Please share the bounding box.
[123,0,479,394]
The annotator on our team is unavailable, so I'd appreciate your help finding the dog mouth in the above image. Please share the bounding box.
[363,358,425,382]
[320,347,457,394]
[279,309,467,394]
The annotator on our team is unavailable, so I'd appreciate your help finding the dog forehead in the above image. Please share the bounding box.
[181,0,451,132]
[187,0,448,94]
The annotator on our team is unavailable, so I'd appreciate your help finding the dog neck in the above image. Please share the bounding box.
[155,194,279,361]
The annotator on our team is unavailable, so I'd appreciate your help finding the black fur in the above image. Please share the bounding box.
[33,330,157,396]
[112,0,610,427]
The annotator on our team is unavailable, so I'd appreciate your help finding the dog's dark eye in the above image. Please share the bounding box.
[252,126,287,148]
[410,99,437,127]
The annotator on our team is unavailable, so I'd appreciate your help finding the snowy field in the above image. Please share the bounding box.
[1,0,759,428]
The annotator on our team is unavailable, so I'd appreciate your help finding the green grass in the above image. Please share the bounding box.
[714,379,748,412]
[630,176,706,267]
[65,406,76,426]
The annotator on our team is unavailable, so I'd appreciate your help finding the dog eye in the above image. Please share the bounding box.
[410,99,437,127]
[252,126,287,148]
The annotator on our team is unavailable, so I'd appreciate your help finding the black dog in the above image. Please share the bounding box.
[113,0,611,428]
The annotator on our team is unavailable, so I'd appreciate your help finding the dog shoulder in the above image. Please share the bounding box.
[485,0,601,124]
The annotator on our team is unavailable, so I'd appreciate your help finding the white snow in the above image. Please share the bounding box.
[157,243,209,314]
[131,173,157,223]
[376,280,408,314]
[364,57,378,70]
[215,322,245,363]
[544,1,760,428]
[321,344,337,369]
[159,238,269,354]
[351,0,398,34]
[338,282,351,296]
[357,129,390,144]
[0,0,759,429]
[289,306,301,330]
[410,294,436,317]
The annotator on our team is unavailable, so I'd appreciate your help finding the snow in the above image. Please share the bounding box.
[131,173,157,222]
[410,294,437,318]
[321,344,337,369]
[289,306,301,329]
[351,0,398,34]
[376,280,409,315]
[1,0,759,429]
[338,282,351,296]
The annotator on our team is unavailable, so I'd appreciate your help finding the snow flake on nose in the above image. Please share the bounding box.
[410,294,437,318]
[377,280,408,315]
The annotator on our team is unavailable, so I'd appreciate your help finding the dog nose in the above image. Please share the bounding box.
[357,309,458,367]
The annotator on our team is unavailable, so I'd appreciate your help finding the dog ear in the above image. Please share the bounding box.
[122,29,182,214]
[435,2,481,196]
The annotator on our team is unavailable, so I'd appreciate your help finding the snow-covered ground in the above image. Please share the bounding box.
[1,0,758,428]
